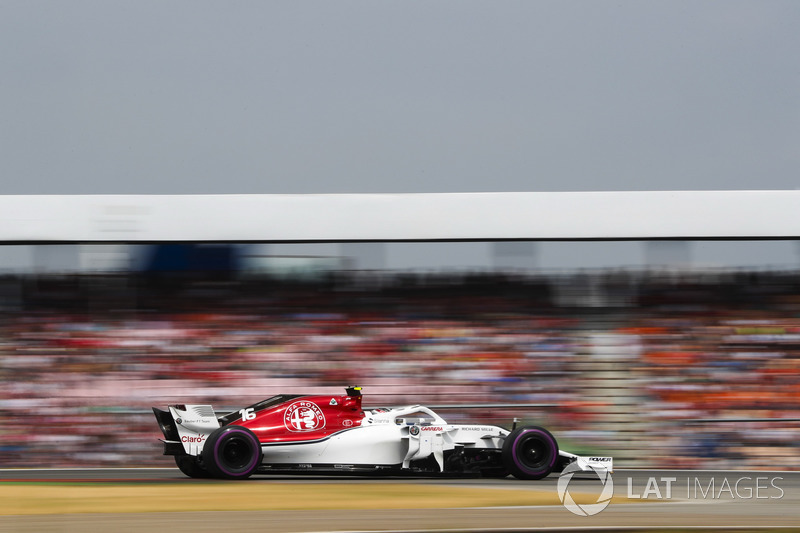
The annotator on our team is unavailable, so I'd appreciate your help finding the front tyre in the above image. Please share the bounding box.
[202,426,262,480]
[502,426,559,480]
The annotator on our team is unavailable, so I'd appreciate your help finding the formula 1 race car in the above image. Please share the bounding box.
[153,386,612,480]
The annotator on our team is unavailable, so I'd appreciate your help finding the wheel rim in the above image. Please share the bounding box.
[220,436,253,471]
[517,433,553,471]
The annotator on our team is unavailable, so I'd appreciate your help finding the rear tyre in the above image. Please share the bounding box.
[174,455,210,478]
[502,426,559,480]
[202,426,262,480]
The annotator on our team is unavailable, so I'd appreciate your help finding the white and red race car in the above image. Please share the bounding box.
[153,386,612,480]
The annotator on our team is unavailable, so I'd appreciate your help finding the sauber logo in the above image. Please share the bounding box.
[284,401,326,432]
[181,434,205,443]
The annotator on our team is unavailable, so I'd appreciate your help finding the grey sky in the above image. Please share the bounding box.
[2,1,799,195]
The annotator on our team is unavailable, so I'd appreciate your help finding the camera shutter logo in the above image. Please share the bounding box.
[556,462,614,516]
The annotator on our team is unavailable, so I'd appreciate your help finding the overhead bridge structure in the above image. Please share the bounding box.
[0,190,798,243]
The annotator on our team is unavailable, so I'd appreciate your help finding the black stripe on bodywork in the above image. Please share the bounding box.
[217,394,304,426]
[256,463,400,475]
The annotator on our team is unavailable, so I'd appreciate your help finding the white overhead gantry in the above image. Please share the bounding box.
[0,191,799,243]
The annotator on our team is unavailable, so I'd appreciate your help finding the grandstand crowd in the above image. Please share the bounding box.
[2,270,799,470]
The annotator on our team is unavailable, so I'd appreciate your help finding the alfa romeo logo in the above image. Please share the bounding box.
[284,401,326,432]
[556,462,614,516]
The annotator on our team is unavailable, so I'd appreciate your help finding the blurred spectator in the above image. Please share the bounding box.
[1,270,799,469]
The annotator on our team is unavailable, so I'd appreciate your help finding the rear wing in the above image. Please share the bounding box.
[153,404,220,456]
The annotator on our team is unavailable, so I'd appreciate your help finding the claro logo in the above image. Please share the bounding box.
[181,434,206,443]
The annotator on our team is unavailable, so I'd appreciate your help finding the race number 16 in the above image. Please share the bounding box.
[239,408,256,421]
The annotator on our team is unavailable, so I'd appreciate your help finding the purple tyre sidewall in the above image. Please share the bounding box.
[511,428,557,477]
[213,428,259,477]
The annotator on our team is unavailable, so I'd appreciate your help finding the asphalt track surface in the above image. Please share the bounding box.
[2,468,800,532]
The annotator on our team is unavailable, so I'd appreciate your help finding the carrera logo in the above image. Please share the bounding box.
[421,426,444,432]
[181,434,206,443]
[284,401,326,432]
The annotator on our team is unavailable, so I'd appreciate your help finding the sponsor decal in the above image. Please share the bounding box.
[181,434,206,443]
[409,426,420,436]
[329,398,338,406]
[177,418,210,425]
[284,401,326,432]
[421,426,444,431]
[342,419,353,427]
